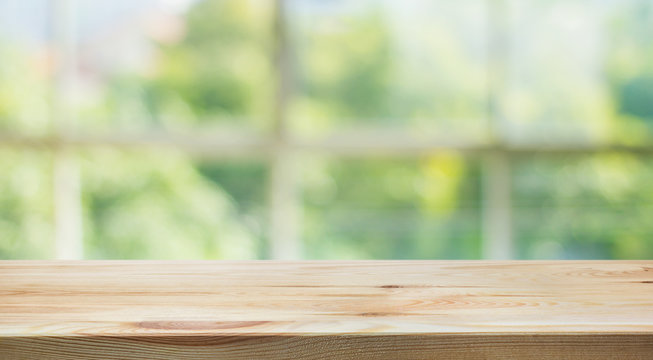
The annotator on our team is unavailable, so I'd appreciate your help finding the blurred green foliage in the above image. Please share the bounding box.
[290,1,487,137]
[513,154,653,259]
[0,41,49,135]
[302,155,481,259]
[0,151,53,259]
[81,150,264,259]
[144,0,273,127]
[1,0,653,260]
[82,0,273,132]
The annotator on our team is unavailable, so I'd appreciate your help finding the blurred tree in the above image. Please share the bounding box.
[82,150,260,259]
[608,0,653,137]
[4,0,653,260]
[133,0,483,259]
[0,39,53,259]
[0,41,49,135]
[505,0,653,260]
[302,156,482,260]
[0,151,53,259]
[287,2,485,259]
[289,1,487,136]
[80,0,273,259]
[620,76,653,120]
[142,0,273,129]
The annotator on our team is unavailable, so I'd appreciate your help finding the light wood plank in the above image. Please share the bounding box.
[1,261,652,359]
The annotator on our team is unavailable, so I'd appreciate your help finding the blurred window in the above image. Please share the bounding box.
[1,0,652,259]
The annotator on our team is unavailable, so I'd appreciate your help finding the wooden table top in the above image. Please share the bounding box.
[1,260,653,359]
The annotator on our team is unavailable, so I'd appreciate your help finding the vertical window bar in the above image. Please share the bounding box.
[482,151,513,259]
[483,0,513,260]
[51,0,82,260]
[268,0,301,259]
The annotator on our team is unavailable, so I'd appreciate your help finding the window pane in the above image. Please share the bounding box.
[301,155,482,259]
[607,0,653,144]
[81,149,267,259]
[0,150,53,259]
[513,154,653,259]
[0,0,50,135]
[288,0,489,140]
[500,0,653,145]
[74,0,273,134]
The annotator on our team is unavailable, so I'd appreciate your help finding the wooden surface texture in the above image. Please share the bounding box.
[1,260,652,359]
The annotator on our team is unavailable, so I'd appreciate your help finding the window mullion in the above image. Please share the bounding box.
[268,0,301,260]
[483,0,513,260]
[51,0,82,260]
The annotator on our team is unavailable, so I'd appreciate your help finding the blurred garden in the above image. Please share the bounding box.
[1,0,653,260]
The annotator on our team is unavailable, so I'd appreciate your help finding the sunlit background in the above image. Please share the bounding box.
[1,0,653,260]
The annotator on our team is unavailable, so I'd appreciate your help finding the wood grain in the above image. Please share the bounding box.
[1,261,652,359]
